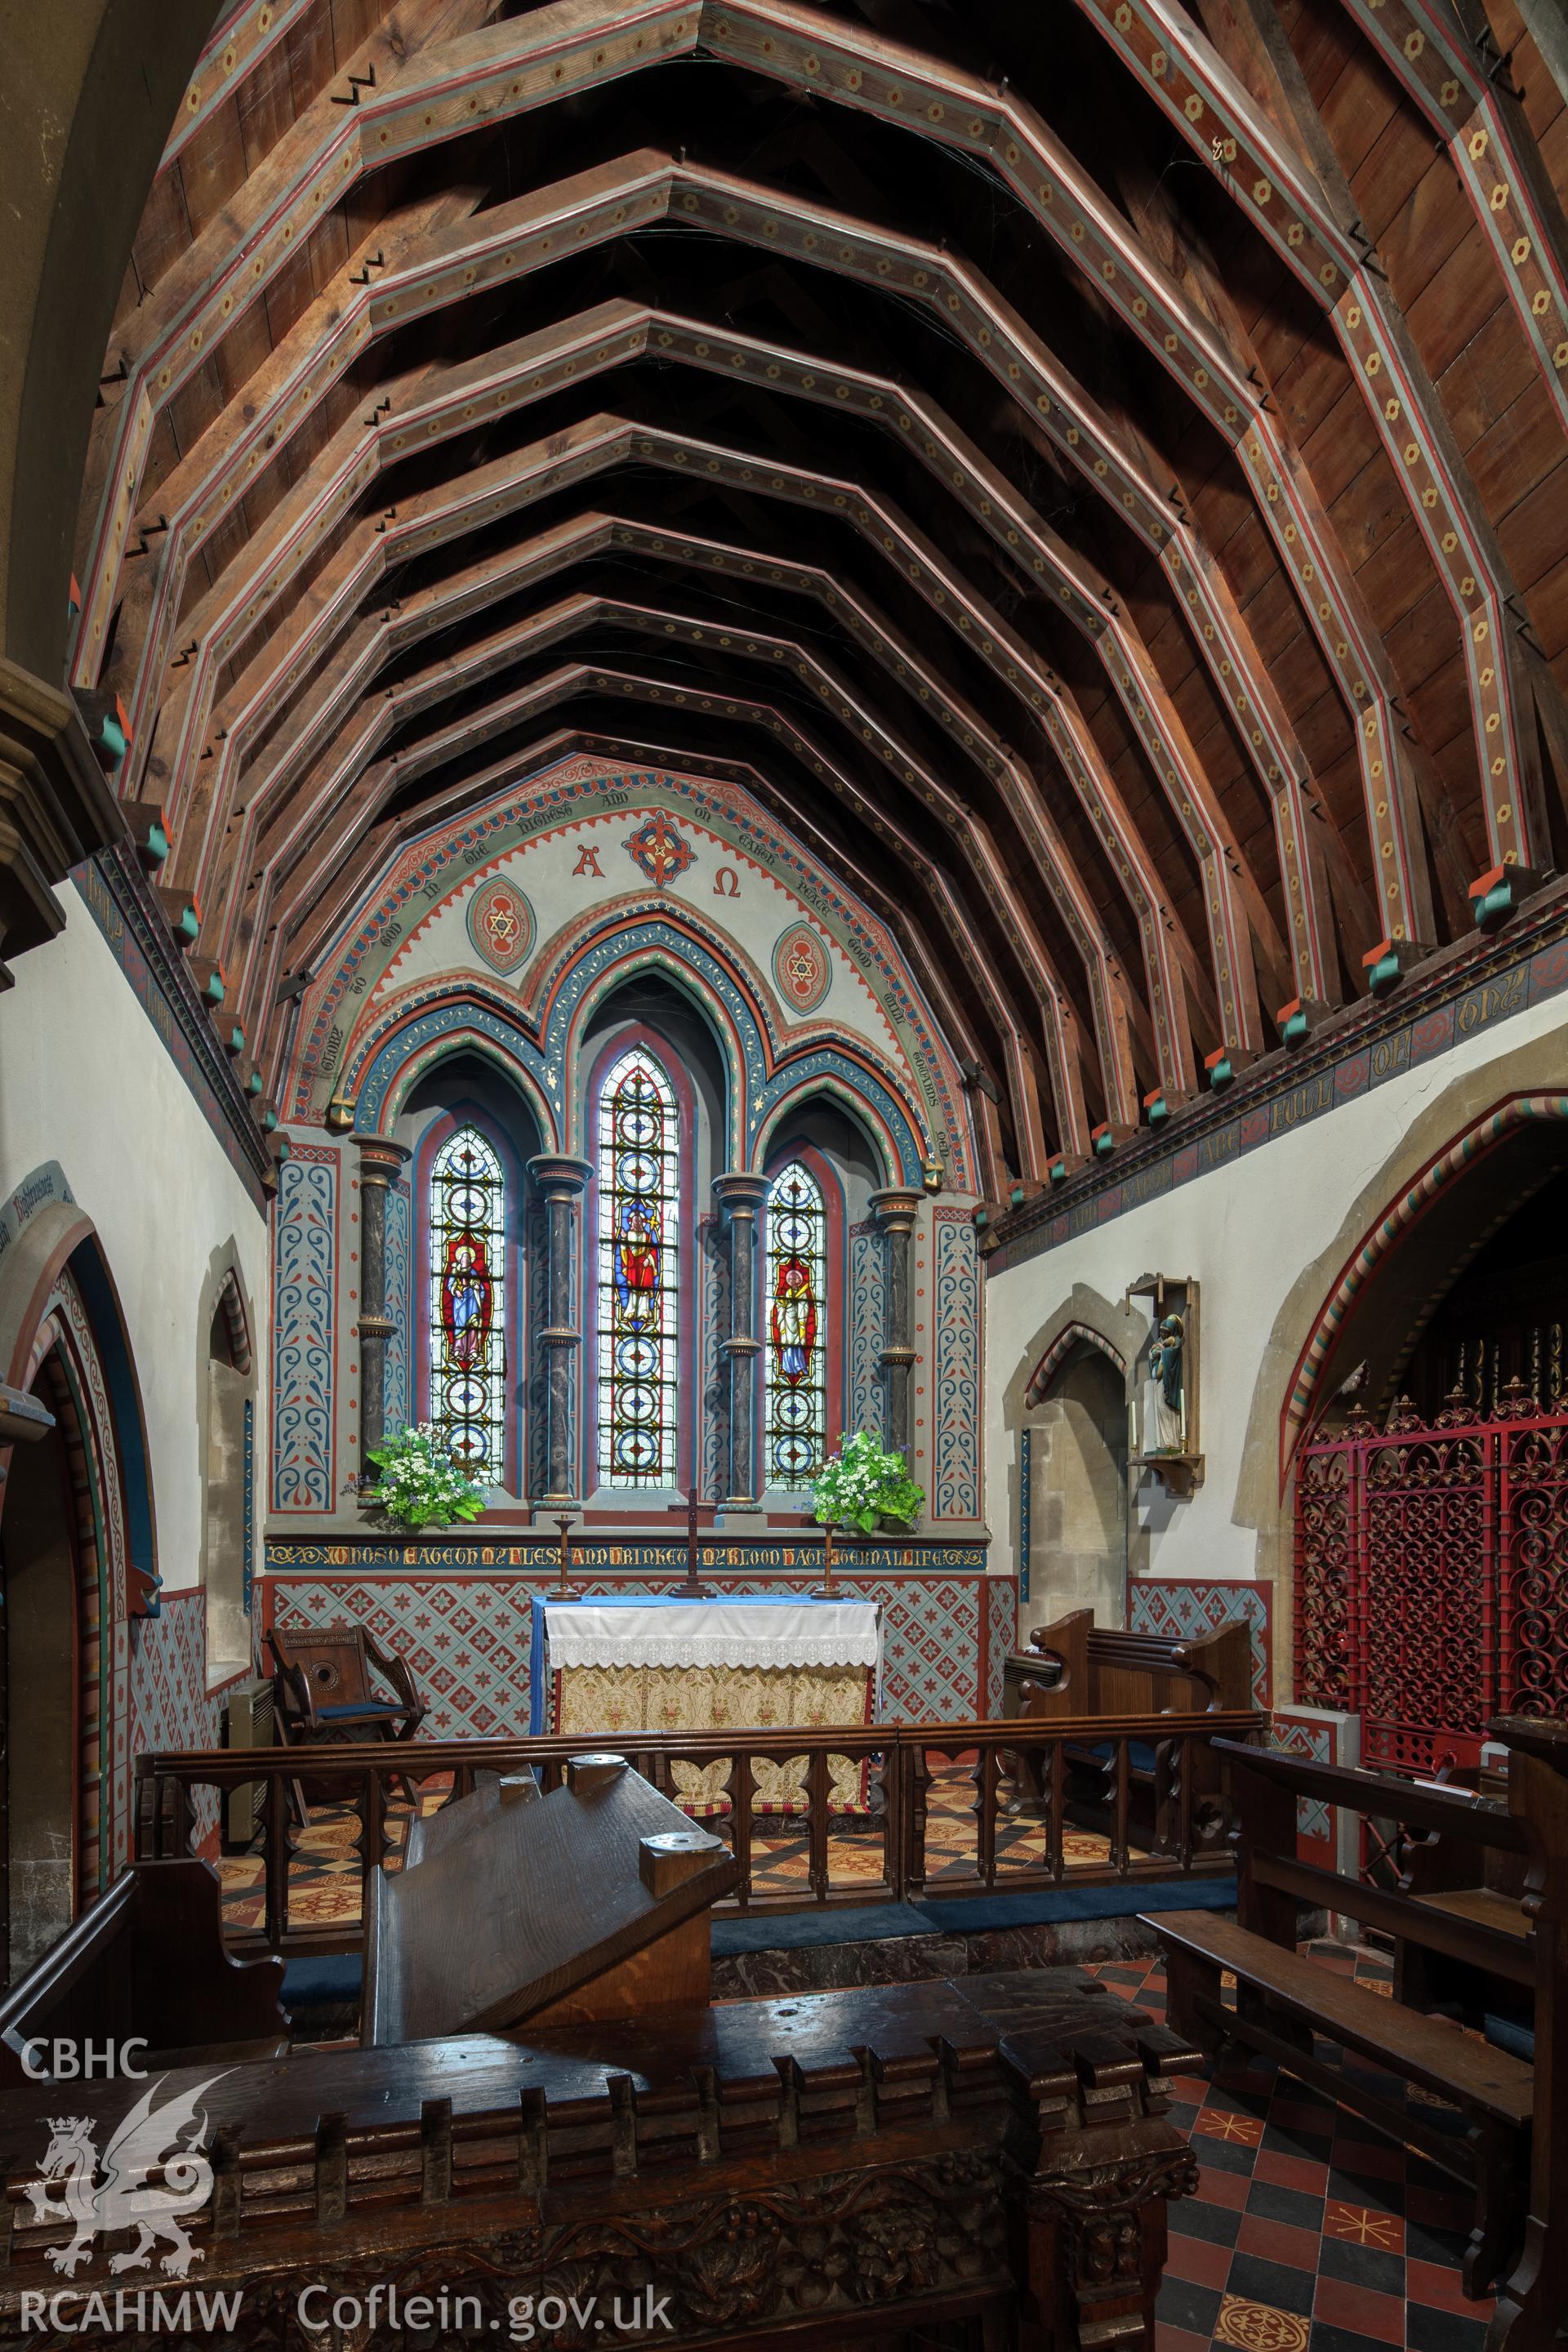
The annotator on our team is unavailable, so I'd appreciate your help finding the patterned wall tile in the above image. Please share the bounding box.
[987,1577,1017,1717]
[261,1563,992,1734]
[1126,1576,1273,1707]
[933,1209,980,1517]
[129,1592,227,1848]
[383,1176,411,1432]
[848,1221,884,1439]
[271,1147,337,1510]
[267,1576,536,1738]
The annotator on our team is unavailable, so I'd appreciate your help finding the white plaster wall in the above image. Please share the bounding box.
[0,884,268,1595]
[984,987,1568,1589]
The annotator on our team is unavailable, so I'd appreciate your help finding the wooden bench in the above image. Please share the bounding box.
[1488,1716,1568,2352]
[1145,1739,1535,2295]
[0,1860,288,2086]
[1004,1608,1252,1855]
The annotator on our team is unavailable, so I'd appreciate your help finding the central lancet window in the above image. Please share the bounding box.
[430,1125,506,1480]
[597,1049,680,1486]
[764,1160,827,1485]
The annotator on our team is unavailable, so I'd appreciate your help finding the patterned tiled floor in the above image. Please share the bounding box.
[220,1758,1146,1931]
[1086,1946,1494,2352]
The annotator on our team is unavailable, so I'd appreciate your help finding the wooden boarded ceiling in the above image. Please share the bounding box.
[70,0,1568,1192]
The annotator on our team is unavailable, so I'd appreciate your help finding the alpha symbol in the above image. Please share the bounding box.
[572,846,604,877]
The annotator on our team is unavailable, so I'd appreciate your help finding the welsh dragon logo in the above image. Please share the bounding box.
[24,2075,227,2277]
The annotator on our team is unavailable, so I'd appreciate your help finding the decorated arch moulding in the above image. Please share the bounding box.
[290,755,971,1183]
[367,1013,562,1152]
[751,1075,900,1193]
[0,1161,158,1614]
[350,928,931,1186]
[1004,1285,1144,1428]
[1276,1087,1568,1479]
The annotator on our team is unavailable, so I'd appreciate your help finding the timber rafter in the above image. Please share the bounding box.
[72,0,1568,1174]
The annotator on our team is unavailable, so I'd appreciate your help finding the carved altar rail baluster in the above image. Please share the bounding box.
[806,1748,830,1900]
[906,1743,931,1898]
[977,1740,999,1888]
[732,1749,754,1907]
[264,1776,288,1949]
[1111,1736,1132,1874]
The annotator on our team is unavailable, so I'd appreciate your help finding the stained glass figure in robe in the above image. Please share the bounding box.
[429,1127,506,1478]
[765,1160,826,1484]
[596,1050,679,1486]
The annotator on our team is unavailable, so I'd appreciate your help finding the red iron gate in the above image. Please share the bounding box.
[1294,1388,1568,1772]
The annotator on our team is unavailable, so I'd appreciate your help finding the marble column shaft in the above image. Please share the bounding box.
[713,1172,770,1505]
[354,1137,411,1471]
[528,1156,593,1505]
[871,1187,922,1459]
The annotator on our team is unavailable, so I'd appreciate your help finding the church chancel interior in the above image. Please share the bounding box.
[6,0,1568,2344]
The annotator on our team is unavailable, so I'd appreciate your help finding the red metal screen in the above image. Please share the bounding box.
[1294,1388,1568,1772]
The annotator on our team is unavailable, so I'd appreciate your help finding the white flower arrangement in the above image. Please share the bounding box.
[808,1429,925,1535]
[360,1422,487,1532]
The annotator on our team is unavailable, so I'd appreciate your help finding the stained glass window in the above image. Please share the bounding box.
[596,1049,680,1486]
[429,1126,506,1481]
[764,1160,827,1486]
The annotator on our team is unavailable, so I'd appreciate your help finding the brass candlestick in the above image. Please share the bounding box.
[555,1512,577,1597]
[673,1484,715,1598]
[810,1520,841,1599]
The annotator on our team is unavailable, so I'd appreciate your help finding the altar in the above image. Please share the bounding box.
[528,1595,882,1739]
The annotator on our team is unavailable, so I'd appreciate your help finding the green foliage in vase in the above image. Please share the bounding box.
[808,1429,925,1535]
[362,1422,488,1532]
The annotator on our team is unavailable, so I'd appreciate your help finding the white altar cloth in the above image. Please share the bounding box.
[541,1597,881,1673]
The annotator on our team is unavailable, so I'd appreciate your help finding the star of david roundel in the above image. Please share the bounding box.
[466,876,535,975]
[773,923,831,1013]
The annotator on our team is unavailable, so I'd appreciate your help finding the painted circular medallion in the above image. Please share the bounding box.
[466,876,534,975]
[773,923,831,1013]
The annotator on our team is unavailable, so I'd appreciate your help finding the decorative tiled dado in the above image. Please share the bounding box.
[128,1591,230,1851]
[932,1209,981,1518]
[986,1576,1016,1716]
[1125,1575,1272,1707]
[261,1551,1007,1735]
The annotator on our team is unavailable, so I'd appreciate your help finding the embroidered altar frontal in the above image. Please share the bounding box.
[530,1596,881,1740]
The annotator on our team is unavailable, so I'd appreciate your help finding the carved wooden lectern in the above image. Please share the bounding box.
[363,1753,737,2041]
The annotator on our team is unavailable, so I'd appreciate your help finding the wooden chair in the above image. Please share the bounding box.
[267,1625,426,1816]
[1145,1739,1539,2298]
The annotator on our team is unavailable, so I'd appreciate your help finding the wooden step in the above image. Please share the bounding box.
[1143,1911,1533,2126]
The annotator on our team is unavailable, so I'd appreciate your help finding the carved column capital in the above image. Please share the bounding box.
[870,1187,922,1234]
[526,1154,594,1196]
[712,1171,769,1506]
[712,1169,770,1215]
[354,1135,411,1189]
[354,1138,411,1470]
[869,1190,921,1454]
[528,1155,593,1506]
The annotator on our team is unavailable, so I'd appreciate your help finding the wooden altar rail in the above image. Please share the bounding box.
[136,1710,1264,1957]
